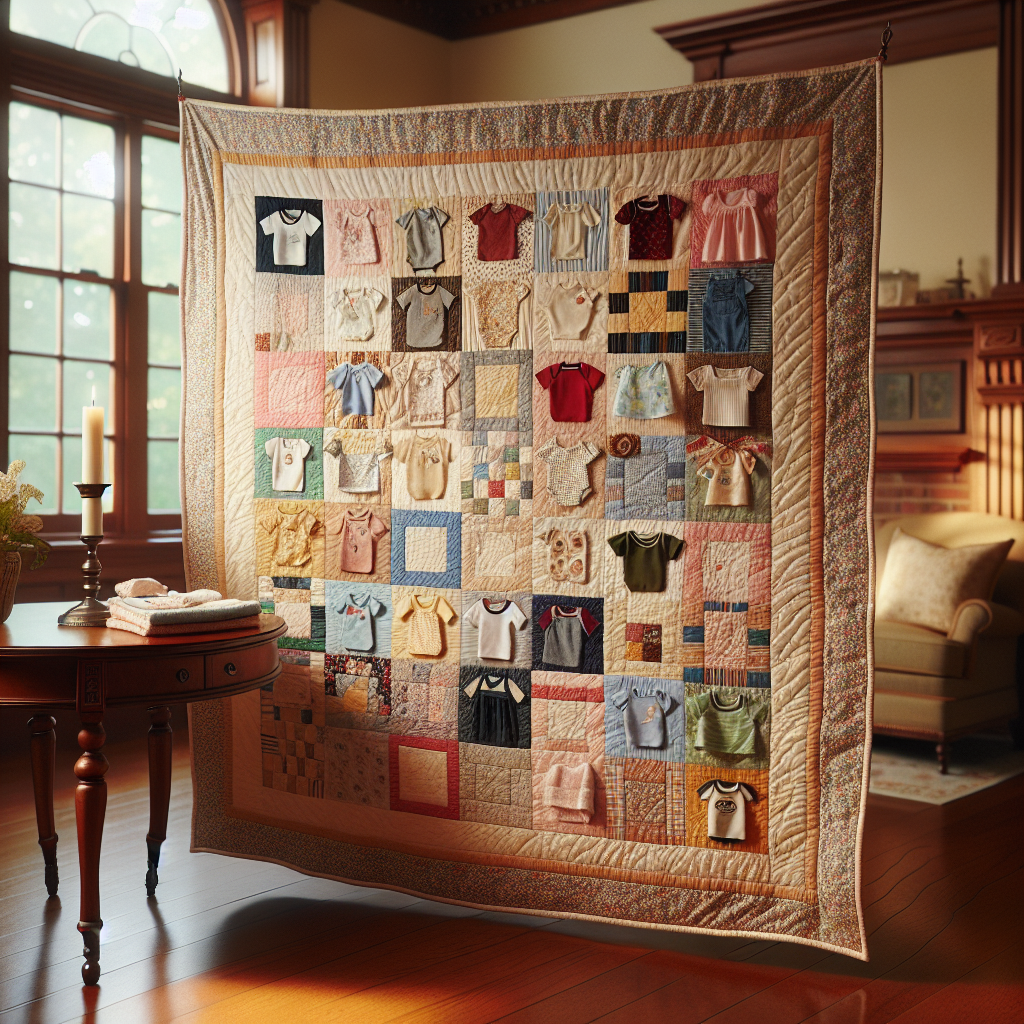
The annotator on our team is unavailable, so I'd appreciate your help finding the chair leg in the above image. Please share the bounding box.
[936,742,949,774]
[146,706,173,897]
[28,715,59,896]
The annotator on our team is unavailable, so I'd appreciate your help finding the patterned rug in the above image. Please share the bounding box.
[180,59,881,959]
[870,734,1024,805]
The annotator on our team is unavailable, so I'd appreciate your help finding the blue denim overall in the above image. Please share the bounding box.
[702,275,752,352]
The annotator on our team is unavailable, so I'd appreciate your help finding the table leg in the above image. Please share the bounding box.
[28,715,59,897]
[75,713,107,986]
[146,706,173,897]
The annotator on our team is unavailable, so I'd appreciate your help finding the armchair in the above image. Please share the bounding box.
[873,512,1024,773]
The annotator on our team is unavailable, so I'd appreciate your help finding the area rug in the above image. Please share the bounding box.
[180,58,881,959]
[870,735,1024,804]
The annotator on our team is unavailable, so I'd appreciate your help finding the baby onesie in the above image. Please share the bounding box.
[334,204,379,264]
[264,437,312,492]
[698,780,758,841]
[543,281,599,342]
[614,194,686,261]
[612,362,675,419]
[397,282,456,349]
[463,673,526,747]
[687,364,763,427]
[393,433,452,500]
[332,287,386,342]
[470,202,530,261]
[701,188,769,264]
[337,507,389,574]
[540,526,588,584]
[538,605,599,668]
[536,439,600,507]
[335,593,385,651]
[397,594,456,656]
[259,208,321,266]
[543,200,601,261]
[535,362,605,422]
[396,206,449,271]
[464,598,528,661]
[467,281,530,348]
[326,361,385,416]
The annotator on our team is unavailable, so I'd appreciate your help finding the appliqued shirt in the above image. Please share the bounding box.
[331,288,386,342]
[538,605,598,668]
[324,431,392,493]
[687,364,763,427]
[260,504,321,568]
[698,447,756,506]
[336,593,385,651]
[334,204,379,264]
[615,194,686,260]
[396,594,456,656]
[464,598,528,661]
[540,526,588,584]
[326,361,385,416]
[537,439,600,507]
[535,362,605,422]
[264,437,312,492]
[470,202,530,261]
[699,780,758,841]
[543,281,599,341]
[612,362,675,419]
[398,283,456,349]
[336,507,388,574]
[467,281,530,348]
[396,206,449,271]
[259,209,321,266]
[403,356,458,428]
[543,201,601,261]
[393,434,452,500]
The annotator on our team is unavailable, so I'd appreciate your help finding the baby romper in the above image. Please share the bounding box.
[701,274,755,352]
[536,439,601,507]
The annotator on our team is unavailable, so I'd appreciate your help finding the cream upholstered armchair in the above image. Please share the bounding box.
[873,512,1024,772]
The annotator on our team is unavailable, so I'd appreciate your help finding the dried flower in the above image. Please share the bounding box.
[0,462,50,569]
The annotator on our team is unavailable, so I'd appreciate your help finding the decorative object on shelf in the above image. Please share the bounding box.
[57,483,111,627]
[0,460,50,622]
[946,257,972,301]
[875,361,964,434]
[877,269,919,307]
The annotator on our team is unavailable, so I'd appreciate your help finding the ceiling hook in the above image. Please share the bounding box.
[878,21,894,62]
[177,69,184,101]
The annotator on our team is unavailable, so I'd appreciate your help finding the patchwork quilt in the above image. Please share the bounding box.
[181,58,879,958]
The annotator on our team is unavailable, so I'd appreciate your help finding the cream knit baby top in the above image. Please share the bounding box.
[396,594,456,657]
[536,438,601,507]
[687,364,763,427]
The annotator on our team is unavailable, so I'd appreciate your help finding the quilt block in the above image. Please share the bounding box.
[183,60,879,957]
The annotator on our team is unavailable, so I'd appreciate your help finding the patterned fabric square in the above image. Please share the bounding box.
[606,269,688,353]
[325,728,389,807]
[488,479,505,498]
[623,452,668,516]
[605,758,685,845]
[460,745,532,827]
[389,736,459,818]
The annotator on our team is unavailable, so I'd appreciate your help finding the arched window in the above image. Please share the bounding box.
[9,0,232,94]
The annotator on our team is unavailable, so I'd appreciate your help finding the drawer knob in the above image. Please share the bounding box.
[176,669,190,684]
[224,662,237,676]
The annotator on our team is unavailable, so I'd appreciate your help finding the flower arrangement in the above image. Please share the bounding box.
[0,461,51,569]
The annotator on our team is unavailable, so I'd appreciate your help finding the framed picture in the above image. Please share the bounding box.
[875,361,964,433]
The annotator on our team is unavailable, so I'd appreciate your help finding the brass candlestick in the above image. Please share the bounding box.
[58,483,110,627]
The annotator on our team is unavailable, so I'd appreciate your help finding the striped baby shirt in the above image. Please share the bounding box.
[687,364,763,427]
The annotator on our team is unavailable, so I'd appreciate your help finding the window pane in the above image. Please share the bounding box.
[147,367,181,437]
[142,209,181,287]
[10,272,59,354]
[9,182,59,270]
[64,281,112,359]
[62,115,115,199]
[148,440,181,512]
[141,135,181,213]
[62,360,112,434]
[62,193,114,277]
[148,291,181,365]
[61,437,114,512]
[7,435,58,515]
[8,102,59,187]
[9,355,58,431]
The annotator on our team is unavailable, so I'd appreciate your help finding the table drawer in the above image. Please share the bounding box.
[105,655,206,699]
[205,641,279,690]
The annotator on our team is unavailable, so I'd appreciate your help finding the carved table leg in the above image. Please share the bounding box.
[936,742,950,774]
[28,715,59,896]
[146,707,173,897]
[75,714,107,986]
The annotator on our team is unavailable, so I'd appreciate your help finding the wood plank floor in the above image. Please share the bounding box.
[0,730,1021,1024]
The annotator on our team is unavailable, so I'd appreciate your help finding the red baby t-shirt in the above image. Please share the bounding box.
[535,362,605,422]
[614,194,686,261]
[470,202,530,261]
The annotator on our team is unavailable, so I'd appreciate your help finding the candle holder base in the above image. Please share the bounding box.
[57,596,110,627]
[58,515,110,628]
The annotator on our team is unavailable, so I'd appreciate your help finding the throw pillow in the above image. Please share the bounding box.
[876,528,1014,634]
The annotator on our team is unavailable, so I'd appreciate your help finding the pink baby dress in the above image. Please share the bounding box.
[701,188,769,264]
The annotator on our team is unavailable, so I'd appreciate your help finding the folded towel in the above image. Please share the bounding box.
[105,614,262,637]
[107,596,262,628]
[542,762,595,823]
[114,578,168,599]
[118,589,224,610]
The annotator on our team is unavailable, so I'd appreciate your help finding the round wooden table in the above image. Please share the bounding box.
[0,603,286,985]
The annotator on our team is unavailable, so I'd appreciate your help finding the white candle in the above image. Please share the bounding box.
[82,392,104,485]
[82,497,103,537]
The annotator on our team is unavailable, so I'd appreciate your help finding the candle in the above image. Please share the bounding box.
[82,498,103,537]
[82,390,104,485]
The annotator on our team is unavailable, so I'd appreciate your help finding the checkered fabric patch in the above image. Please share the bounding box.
[607,270,687,353]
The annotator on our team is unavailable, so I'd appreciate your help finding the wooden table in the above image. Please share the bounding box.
[0,603,286,985]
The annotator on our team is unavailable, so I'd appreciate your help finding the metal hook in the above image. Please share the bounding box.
[177,68,184,101]
[878,21,893,62]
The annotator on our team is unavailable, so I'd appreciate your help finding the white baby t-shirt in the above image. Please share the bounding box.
[464,598,528,661]
[265,437,312,491]
[698,780,757,841]
[260,209,322,267]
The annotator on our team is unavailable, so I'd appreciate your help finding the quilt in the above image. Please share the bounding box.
[181,58,879,958]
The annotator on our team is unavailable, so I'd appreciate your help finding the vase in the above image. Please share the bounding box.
[0,551,22,622]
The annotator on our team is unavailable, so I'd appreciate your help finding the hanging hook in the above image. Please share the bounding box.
[878,21,893,62]
[177,68,184,101]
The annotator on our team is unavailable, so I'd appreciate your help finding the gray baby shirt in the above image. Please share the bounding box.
[398,283,456,349]
[396,206,449,271]
[614,686,673,749]
[539,605,599,668]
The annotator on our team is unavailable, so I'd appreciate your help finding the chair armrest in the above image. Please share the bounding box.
[946,600,992,644]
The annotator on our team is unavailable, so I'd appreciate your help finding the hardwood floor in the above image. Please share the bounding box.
[0,725,1020,1024]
